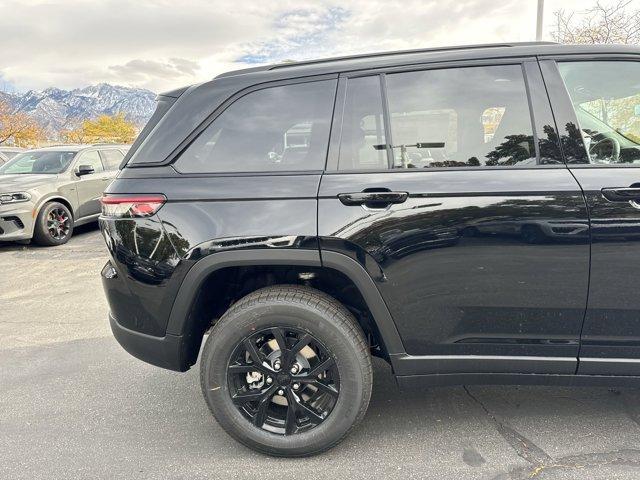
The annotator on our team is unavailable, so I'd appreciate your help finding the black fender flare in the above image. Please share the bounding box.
[165,248,405,356]
[320,250,405,355]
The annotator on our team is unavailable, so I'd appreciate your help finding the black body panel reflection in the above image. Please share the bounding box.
[318,169,590,359]
[100,215,189,336]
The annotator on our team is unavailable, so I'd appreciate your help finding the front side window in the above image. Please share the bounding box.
[0,151,76,174]
[76,151,104,174]
[175,80,337,173]
[559,61,640,165]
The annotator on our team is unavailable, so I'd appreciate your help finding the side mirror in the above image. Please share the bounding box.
[76,164,95,176]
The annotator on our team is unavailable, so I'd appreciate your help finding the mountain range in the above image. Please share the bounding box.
[0,83,157,138]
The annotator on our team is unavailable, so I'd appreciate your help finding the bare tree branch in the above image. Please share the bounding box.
[552,0,640,45]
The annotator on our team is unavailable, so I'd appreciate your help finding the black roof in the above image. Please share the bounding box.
[214,42,640,82]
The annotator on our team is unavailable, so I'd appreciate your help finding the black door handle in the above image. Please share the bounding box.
[338,191,408,207]
[602,187,640,202]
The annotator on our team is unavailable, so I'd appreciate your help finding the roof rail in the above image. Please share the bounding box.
[215,65,273,79]
[268,41,559,71]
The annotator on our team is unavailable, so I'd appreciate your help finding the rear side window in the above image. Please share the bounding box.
[338,65,538,170]
[100,149,125,171]
[175,80,337,173]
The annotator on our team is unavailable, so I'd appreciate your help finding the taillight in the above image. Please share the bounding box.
[100,194,166,218]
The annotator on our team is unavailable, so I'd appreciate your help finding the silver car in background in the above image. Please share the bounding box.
[0,144,129,246]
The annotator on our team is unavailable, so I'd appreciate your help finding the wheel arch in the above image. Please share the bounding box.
[35,195,75,219]
[167,249,406,370]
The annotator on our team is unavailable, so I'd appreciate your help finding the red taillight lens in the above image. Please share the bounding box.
[100,194,166,218]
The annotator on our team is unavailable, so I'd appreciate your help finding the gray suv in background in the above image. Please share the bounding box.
[0,144,129,246]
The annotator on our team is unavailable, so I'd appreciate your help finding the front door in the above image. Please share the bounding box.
[547,58,640,375]
[318,61,590,375]
[74,149,105,219]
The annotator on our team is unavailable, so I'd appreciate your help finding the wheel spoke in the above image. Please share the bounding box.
[269,327,292,366]
[293,395,324,424]
[243,338,265,367]
[253,385,277,427]
[284,390,298,434]
[231,390,264,404]
[308,357,335,378]
[232,384,276,406]
[290,333,312,356]
[228,363,266,374]
[269,327,288,353]
[309,379,339,397]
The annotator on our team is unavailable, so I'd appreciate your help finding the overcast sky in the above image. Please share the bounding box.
[0,0,613,93]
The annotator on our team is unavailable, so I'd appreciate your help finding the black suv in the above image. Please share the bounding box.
[100,42,640,456]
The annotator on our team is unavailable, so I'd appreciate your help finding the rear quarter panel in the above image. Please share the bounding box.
[101,172,320,336]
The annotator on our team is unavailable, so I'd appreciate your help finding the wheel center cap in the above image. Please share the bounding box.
[277,373,291,386]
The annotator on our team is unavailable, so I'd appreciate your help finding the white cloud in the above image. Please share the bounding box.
[108,58,200,86]
[0,0,623,93]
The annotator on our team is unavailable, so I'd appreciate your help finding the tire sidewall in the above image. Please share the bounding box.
[201,297,368,456]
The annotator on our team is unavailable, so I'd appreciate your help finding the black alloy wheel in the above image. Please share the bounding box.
[227,326,340,435]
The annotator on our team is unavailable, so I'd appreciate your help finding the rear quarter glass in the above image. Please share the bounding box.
[173,79,337,174]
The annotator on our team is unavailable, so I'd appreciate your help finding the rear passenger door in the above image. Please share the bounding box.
[318,60,590,375]
[544,58,640,375]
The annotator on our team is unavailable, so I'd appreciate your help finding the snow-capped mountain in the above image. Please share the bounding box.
[2,83,156,137]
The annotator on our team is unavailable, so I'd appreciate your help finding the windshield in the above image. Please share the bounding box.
[0,150,21,160]
[0,151,77,174]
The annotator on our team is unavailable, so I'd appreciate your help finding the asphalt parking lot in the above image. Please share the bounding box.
[3,226,640,479]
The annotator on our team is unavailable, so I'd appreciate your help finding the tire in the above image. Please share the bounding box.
[200,285,372,457]
[32,201,74,246]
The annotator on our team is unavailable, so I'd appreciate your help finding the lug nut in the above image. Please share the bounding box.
[273,360,281,371]
[266,377,273,384]
[293,383,300,390]
[290,364,299,374]
[277,389,284,396]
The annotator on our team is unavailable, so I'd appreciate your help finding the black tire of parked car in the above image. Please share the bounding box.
[32,201,74,246]
[200,285,373,457]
